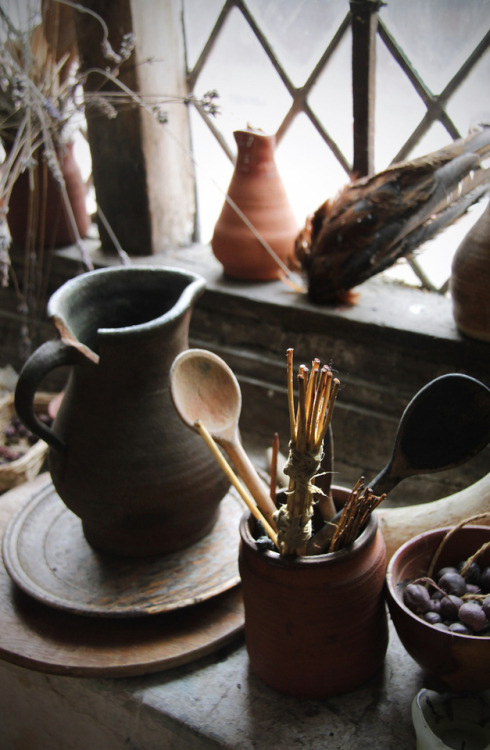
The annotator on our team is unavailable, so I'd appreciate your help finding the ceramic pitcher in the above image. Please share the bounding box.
[14,266,230,556]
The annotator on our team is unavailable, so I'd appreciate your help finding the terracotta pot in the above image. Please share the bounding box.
[211,129,298,280]
[14,266,230,557]
[7,143,90,248]
[450,200,490,342]
[238,487,388,698]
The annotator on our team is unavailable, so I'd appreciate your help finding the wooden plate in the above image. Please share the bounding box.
[0,475,244,677]
[3,478,242,617]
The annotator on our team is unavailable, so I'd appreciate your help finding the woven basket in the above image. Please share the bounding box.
[0,392,54,492]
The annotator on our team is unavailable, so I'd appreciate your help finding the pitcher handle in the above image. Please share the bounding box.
[15,339,82,452]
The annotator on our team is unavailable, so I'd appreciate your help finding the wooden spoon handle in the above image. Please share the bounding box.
[368,463,401,495]
[220,437,277,528]
[195,421,277,546]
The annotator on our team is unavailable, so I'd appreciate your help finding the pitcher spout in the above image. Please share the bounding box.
[45,265,206,360]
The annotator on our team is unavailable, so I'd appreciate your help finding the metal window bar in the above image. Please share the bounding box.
[376,22,490,291]
[185,0,490,293]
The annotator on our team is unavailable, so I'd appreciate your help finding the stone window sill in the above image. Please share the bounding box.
[55,241,490,503]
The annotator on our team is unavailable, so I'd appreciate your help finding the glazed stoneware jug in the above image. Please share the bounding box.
[211,128,298,280]
[14,266,230,557]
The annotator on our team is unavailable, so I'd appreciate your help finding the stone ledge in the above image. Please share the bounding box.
[2,242,489,502]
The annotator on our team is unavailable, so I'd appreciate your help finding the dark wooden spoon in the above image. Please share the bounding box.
[369,373,490,495]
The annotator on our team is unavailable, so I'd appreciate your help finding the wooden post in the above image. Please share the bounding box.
[74,0,195,255]
[350,0,383,176]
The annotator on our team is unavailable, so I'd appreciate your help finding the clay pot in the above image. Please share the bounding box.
[238,487,388,698]
[7,143,90,248]
[450,201,490,342]
[211,129,298,280]
[14,266,230,557]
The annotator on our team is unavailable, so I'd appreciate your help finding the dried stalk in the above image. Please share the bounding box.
[328,478,386,552]
[269,432,279,502]
[427,512,490,581]
[274,349,340,556]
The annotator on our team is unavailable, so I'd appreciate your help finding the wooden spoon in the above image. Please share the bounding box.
[170,348,277,527]
[370,373,490,495]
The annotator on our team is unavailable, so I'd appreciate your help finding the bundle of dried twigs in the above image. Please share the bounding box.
[274,349,340,555]
[328,477,386,553]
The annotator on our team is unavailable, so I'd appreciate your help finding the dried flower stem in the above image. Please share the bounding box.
[0,2,220,300]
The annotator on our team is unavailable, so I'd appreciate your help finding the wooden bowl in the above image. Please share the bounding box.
[386,525,490,691]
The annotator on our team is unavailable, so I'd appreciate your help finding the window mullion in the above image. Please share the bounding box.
[350,0,382,176]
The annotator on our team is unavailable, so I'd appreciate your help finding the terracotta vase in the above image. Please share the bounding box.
[14,266,230,557]
[7,143,90,248]
[211,129,298,280]
[238,487,388,698]
[450,201,490,342]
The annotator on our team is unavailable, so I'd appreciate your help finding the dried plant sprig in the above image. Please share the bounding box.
[0,1,220,345]
[274,349,340,556]
[286,348,296,440]
[269,431,279,502]
[328,478,386,552]
[427,512,490,581]
[460,541,490,577]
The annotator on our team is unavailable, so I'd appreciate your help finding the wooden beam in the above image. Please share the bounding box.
[74,0,195,255]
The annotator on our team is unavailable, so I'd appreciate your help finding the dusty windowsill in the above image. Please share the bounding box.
[51,240,490,504]
[69,240,460,341]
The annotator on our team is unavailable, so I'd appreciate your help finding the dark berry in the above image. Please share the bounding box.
[437,566,458,580]
[458,560,481,586]
[449,621,471,635]
[403,583,431,614]
[481,568,490,594]
[429,598,441,614]
[423,611,442,625]
[482,597,490,619]
[439,594,463,620]
[459,602,487,632]
[438,572,466,597]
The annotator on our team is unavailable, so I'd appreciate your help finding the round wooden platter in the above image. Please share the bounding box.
[3,478,243,617]
[0,474,245,677]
